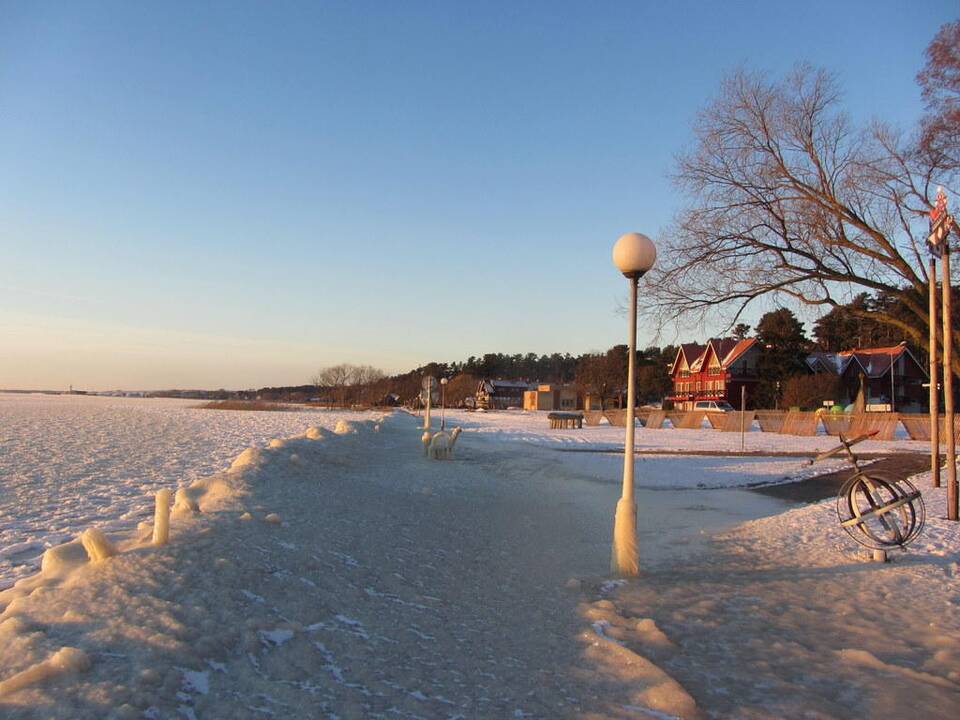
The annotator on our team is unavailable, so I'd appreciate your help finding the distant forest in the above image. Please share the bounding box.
[231,346,679,409]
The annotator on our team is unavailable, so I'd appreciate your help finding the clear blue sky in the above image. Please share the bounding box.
[1,1,955,390]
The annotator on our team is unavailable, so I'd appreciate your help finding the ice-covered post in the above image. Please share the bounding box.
[422,375,435,431]
[153,488,171,545]
[610,232,657,576]
[440,377,448,431]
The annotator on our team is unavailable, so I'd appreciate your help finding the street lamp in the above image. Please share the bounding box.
[440,377,448,430]
[611,231,657,576]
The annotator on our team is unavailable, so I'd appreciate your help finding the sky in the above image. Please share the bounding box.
[0,1,956,390]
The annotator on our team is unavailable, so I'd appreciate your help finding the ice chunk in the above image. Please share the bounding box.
[173,488,199,515]
[0,646,90,698]
[334,420,356,435]
[80,528,116,563]
[40,541,88,577]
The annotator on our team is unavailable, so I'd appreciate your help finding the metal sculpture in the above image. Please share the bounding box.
[810,431,926,550]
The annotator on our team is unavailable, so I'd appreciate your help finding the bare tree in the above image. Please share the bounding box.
[311,363,387,407]
[312,364,353,407]
[917,20,960,172]
[351,365,385,405]
[643,65,960,372]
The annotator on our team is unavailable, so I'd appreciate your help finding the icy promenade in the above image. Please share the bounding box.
[1,408,957,719]
[0,412,706,719]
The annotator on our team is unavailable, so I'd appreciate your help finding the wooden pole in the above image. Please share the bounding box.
[942,239,958,521]
[740,385,746,452]
[929,257,941,488]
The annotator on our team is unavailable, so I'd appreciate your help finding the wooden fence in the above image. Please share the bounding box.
[603,409,628,427]
[644,410,667,429]
[755,410,786,433]
[583,410,605,426]
[847,412,900,441]
[673,411,706,429]
[820,414,852,437]
[780,411,819,436]
[718,411,755,432]
[573,408,946,441]
[897,415,960,441]
[899,414,930,440]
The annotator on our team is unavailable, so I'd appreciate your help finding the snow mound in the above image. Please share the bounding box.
[580,619,698,719]
[333,420,356,435]
[304,426,329,440]
[39,542,88,579]
[837,648,957,690]
[229,447,263,471]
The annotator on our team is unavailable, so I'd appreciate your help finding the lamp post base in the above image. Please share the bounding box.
[610,496,639,576]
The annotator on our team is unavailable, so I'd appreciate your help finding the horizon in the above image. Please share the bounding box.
[2,1,955,391]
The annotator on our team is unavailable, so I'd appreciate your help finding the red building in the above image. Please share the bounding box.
[666,338,761,410]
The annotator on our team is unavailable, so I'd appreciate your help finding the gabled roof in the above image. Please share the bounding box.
[719,338,757,367]
[671,343,706,375]
[672,338,757,376]
[806,352,847,375]
[806,344,927,380]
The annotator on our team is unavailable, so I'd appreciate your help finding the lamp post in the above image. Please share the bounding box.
[440,377,448,430]
[422,376,435,431]
[611,232,657,576]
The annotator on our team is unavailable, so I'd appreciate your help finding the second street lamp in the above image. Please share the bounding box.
[440,377,448,430]
[610,231,657,576]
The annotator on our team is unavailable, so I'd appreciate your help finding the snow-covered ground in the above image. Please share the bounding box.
[0,394,374,588]
[0,401,956,718]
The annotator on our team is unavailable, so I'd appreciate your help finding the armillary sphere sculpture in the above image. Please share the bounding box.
[810,431,926,550]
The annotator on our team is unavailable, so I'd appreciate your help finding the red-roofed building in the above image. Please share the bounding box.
[805,343,928,412]
[667,338,761,410]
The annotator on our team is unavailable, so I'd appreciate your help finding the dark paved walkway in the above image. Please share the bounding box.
[751,453,935,503]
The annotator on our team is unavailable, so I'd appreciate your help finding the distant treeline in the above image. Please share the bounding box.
[221,347,680,409]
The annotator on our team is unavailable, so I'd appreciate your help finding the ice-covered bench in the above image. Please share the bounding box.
[548,412,583,429]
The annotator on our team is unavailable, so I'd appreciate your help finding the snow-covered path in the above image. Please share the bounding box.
[2,411,719,718]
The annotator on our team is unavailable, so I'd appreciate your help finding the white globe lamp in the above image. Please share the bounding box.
[612,232,657,279]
